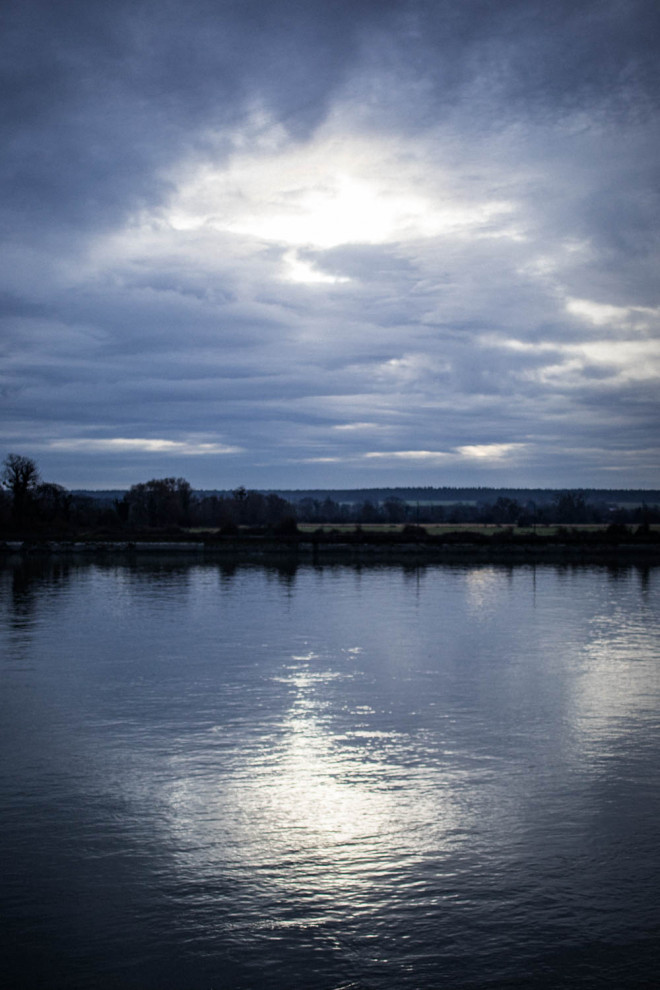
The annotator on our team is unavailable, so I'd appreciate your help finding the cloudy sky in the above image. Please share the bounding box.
[2,0,659,490]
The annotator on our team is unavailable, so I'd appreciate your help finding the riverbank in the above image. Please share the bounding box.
[2,532,659,564]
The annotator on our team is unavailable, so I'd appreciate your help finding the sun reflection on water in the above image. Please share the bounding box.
[161,646,473,922]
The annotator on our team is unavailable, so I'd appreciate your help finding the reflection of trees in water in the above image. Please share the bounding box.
[4,558,74,631]
[116,559,194,589]
[217,560,240,588]
[269,559,298,590]
[216,559,300,597]
[553,561,644,584]
[605,562,639,583]
[402,563,427,583]
[2,557,655,622]
[637,565,652,597]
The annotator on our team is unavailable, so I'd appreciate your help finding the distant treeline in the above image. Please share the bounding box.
[2,454,660,537]
[246,485,660,508]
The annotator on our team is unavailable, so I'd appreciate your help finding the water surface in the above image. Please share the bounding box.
[1,559,658,988]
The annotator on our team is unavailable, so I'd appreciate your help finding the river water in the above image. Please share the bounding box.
[1,557,658,989]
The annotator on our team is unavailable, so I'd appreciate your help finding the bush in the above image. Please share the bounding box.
[219,521,239,536]
[401,524,427,539]
[274,515,298,535]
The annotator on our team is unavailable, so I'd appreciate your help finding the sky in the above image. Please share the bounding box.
[2,0,659,491]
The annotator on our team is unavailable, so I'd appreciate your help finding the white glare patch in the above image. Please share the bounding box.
[283,250,350,284]
[165,131,516,253]
[47,438,241,455]
[230,174,417,248]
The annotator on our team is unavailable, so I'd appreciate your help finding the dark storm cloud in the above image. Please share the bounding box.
[346,0,660,127]
[4,0,657,236]
[1,0,398,238]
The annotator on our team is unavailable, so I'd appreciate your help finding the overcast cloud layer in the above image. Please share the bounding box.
[2,0,659,489]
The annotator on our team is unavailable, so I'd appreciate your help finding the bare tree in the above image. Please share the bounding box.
[125,477,193,528]
[1,454,40,525]
[36,482,71,525]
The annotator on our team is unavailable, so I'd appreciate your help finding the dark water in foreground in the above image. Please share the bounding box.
[1,558,659,989]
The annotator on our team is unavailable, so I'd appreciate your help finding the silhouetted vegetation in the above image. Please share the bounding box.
[119,477,193,529]
[2,454,660,550]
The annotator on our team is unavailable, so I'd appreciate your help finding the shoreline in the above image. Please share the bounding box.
[2,538,659,564]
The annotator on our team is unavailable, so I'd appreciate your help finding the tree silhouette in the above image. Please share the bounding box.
[125,477,193,528]
[2,454,40,526]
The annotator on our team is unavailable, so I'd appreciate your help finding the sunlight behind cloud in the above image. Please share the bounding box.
[283,249,350,284]
[165,128,517,262]
[228,173,420,248]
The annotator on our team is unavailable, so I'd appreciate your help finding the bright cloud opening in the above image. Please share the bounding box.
[364,450,451,461]
[47,438,241,455]
[283,250,350,284]
[165,128,516,259]
[566,297,660,328]
[457,443,525,460]
[364,444,526,464]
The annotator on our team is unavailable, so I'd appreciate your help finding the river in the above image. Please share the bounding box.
[1,557,658,988]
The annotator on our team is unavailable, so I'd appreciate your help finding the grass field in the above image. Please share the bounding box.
[297,522,659,536]
[185,522,659,537]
